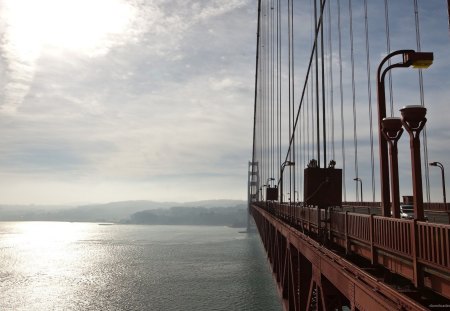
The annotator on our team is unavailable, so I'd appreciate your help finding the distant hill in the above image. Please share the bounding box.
[0,200,247,224]
[126,205,247,227]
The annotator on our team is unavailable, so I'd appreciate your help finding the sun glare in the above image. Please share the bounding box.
[3,0,135,59]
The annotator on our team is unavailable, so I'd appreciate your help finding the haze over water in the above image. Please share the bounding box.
[0,222,281,311]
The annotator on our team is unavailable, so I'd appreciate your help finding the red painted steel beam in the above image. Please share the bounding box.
[252,204,431,310]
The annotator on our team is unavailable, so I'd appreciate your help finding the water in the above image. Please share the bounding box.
[0,222,281,311]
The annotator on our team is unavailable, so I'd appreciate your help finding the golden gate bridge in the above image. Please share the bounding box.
[248,0,450,309]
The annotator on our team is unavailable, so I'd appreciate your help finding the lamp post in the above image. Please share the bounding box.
[279,161,295,204]
[376,50,433,217]
[353,178,363,202]
[401,105,427,221]
[381,117,404,218]
[429,162,446,205]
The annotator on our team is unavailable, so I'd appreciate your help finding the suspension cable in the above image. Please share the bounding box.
[320,0,327,167]
[290,0,295,202]
[364,0,376,202]
[413,0,430,203]
[281,0,327,167]
[349,0,359,201]
[338,0,346,201]
[251,0,262,174]
[277,0,281,182]
[327,0,335,161]
[314,0,320,167]
[384,0,394,117]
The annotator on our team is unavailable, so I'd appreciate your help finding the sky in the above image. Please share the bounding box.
[0,0,257,204]
[0,1,448,205]
[252,0,450,204]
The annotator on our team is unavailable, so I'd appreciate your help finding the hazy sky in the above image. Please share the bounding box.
[0,0,448,205]
[0,0,256,204]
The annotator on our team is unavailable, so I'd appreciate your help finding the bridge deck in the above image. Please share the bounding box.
[251,203,450,310]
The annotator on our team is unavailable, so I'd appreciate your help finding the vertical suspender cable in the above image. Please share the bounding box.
[413,0,430,203]
[288,0,292,202]
[349,0,359,201]
[364,0,376,202]
[269,0,272,181]
[282,0,327,167]
[278,0,282,182]
[384,0,394,117]
[338,0,346,201]
[252,0,261,173]
[310,0,315,163]
[276,0,280,182]
[252,0,261,181]
[271,0,275,181]
[321,0,327,168]
[262,4,266,183]
[314,0,321,167]
[290,0,296,202]
[327,0,335,161]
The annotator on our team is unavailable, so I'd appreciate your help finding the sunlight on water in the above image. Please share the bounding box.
[0,222,281,311]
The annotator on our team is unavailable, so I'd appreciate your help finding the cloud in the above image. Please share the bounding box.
[0,0,257,204]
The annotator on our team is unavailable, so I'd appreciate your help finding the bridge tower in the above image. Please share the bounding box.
[248,161,259,231]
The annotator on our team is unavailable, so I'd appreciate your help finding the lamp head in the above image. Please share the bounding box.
[381,117,404,140]
[404,51,434,69]
[400,105,427,129]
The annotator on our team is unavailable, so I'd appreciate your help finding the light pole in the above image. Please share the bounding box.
[279,161,295,204]
[381,117,404,218]
[429,162,446,205]
[353,178,363,202]
[401,105,427,221]
[376,50,433,217]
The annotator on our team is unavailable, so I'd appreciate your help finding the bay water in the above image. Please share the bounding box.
[0,222,281,310]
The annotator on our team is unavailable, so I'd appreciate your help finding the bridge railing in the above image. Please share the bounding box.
[417,221,450,270]
[257,202,450,279]
[343,201,449,212]
[373,216,412,257]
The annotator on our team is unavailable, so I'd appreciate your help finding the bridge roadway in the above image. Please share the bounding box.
[251,203,450,310]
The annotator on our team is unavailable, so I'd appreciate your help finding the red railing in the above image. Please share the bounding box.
[258,202,450,278]
[343,201,450,212]
[373,216,412,257]
[347,213,371,242]
[417,221,450,269]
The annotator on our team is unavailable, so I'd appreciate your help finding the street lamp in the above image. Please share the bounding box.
[429,162,446,204]
[279,161,295,204]
[376,50,433,217]
[381,117,404,218]
[401,105,427,221]
[353,178,363,202]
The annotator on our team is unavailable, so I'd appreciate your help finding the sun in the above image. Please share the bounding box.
[2,0,135,60]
